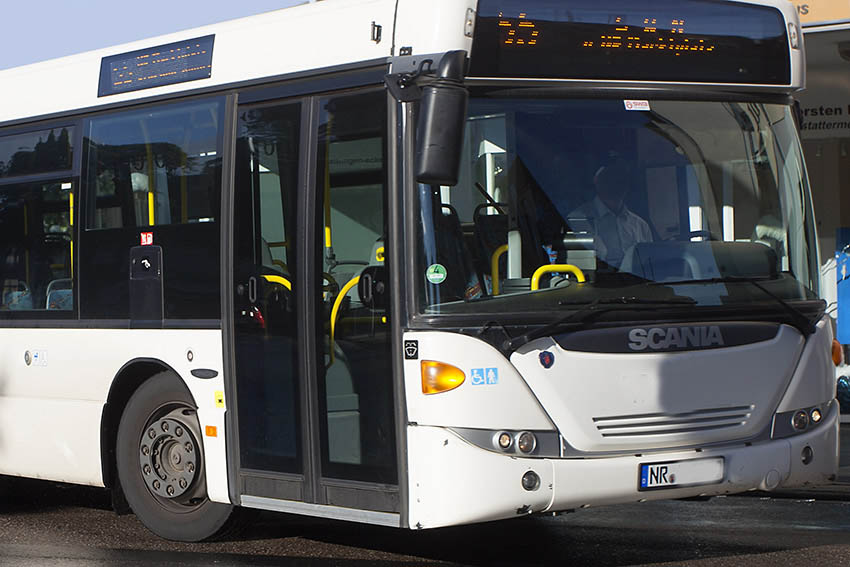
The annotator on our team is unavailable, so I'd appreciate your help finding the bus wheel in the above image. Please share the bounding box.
[116,371,236,542]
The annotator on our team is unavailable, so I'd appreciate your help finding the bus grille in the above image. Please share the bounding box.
[592,405,755,438]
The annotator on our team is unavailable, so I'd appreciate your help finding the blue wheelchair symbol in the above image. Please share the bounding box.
[471,368,485,385]
[471,368,498,385]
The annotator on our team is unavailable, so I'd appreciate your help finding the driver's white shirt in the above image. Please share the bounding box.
[568,196,652,267]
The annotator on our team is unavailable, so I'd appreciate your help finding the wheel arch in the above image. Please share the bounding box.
[100,359,195,491]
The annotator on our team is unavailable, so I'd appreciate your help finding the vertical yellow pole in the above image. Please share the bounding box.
[324,115,334,251]
[141,121,156,226]
[69,190,74,276]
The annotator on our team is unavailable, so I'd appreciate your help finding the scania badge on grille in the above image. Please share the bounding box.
[539,351,555,369]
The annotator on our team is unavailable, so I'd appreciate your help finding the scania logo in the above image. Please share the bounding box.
[627,326,725,351]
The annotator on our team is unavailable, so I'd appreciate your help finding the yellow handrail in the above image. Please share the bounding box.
[69,190,74,276]
[531,264,586,290]
[328,276,360,366]
[262,274,292,291]
[490,244,508,295]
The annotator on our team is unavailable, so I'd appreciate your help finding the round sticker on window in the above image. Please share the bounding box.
[426,264,448,285]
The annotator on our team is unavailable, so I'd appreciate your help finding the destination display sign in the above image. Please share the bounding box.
[98,35,215,97]
[469,0,790,85]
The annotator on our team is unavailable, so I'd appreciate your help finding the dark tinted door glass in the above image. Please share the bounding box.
[316,91,396,484]
[233,102,302,473]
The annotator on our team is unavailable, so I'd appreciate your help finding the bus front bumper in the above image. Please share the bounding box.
[545,400,840,513]
[406,402,839,529]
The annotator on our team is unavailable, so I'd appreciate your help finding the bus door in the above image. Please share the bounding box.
[232,100,304,500]
[231,89,398,515]
[314,91,398,505]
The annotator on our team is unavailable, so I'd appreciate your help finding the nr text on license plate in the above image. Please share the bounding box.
[639,457,724,491]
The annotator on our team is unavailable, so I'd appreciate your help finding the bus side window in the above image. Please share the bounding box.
[0,181,74,312]
[81,98,225,319]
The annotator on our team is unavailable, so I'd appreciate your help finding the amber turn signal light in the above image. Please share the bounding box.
[832,339,843,367]
[421,360,465,394]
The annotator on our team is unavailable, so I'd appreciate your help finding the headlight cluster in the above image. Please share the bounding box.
[494,430,538,454]
[771,402,830,440]
[450,427,561,457]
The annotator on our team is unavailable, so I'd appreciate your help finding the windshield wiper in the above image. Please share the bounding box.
[502,296,697,352]
[650,276,817,337]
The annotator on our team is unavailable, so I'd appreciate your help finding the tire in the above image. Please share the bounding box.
[116,371,238,542]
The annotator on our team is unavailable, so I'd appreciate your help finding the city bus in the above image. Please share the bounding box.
[0,0,840,542]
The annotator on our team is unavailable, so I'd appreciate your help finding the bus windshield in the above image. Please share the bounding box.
[416,95,820,317]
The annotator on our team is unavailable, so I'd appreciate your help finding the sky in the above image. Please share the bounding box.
[0,0,308,70]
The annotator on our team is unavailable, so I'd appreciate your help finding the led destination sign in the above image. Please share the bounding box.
[98,35,215,97]
[469,0,790,85]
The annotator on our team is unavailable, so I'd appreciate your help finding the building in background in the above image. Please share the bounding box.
[798,0,850,437]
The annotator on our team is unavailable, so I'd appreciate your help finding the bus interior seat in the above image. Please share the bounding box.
[2,280,32,310]
[46,278,72,298]
[47,289,73,310]
[433,204,482,301]
[5,290,33,310]
[473,203,508,290]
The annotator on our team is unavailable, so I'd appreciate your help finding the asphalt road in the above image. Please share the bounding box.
[1,478,850,566]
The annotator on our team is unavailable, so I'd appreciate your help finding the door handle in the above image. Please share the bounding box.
[248,276,258,304]
[361,273,373,303]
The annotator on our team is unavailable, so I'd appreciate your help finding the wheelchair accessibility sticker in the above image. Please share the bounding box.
[470,368,499,386]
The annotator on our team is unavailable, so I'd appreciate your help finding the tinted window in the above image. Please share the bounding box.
[85,100,221,229]
[0,127,74,179]
[234,102,302,472]
[316,91,397,484]
[80,98,224,320]
[0,180,74,312]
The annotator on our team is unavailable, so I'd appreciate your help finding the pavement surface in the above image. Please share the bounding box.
[2,477,850,566]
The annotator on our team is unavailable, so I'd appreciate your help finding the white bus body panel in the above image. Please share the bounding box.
[511,326,806,453]
[408,404,838,528]
[406,320,839,528]
[402,331,553,431]
[0,329,230,504]
[0,0,475,125]
[0,0,800,126]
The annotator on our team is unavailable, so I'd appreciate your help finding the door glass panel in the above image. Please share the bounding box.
[234,103,301,472]
[316,91,396,484]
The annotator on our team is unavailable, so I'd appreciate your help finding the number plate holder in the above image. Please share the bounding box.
[638,457,725,491]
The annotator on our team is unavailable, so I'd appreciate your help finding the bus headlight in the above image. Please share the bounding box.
[495,431,513,451]
[517,431,537,454]
[771,402,831,439]
[792,410,809,431]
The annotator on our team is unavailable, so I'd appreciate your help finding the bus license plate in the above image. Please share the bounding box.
[639,457,724,491]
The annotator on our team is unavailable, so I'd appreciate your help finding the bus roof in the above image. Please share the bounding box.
[0,0,802,126]
[0,0,474,125]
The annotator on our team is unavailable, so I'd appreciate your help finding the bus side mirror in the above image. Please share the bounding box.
[358,265,388,310]
[415,50,468,187]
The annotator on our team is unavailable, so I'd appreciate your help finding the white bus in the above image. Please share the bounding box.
[0,0,840,542]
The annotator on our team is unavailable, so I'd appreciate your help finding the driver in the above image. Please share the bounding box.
[568,160,652,268]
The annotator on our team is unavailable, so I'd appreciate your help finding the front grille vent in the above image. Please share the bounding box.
[592,405,754,438]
